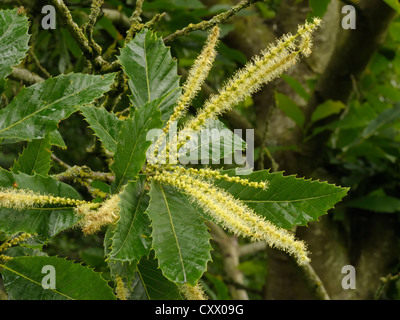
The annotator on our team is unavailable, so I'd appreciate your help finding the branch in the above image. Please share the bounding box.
[207,221,249,300]
[50,0,110,73]
[297,259,331,300]
[125,0,145,43]
[238,242,267,257]
[163,0,260,43]
[53,165,115,184]
[9,68,44,85]
[85,0,104,56]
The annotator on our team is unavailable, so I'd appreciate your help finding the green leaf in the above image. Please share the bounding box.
[214,170,349,229]
[383,0,400,14]
[308,0,331,18]
[111,98,163,193]
[204,273,231,300]
[12,134,52,176]
[281,75,310,102]
[49,130,66,149]
[0,169,82,237]
[0,9,30,81]
[346,103,400,149]
[310,100,346,123]
[346,195,400,213]
[1,256,116,300]
[178,119,246,163]
[131,253,183,300]
[0,73,115,142]
[80,105,123,154]
[389,22,400,42]
[108,176,152,263]
[275,92,305,128]
[147,181,212,285]
[118,29,181,120]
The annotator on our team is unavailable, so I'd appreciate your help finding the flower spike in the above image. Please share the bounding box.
[151,170,310,265]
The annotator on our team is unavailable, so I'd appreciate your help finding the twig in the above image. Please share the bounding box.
[9,68,44,85]
[297,259,331,300]
[163,0,260,43]
[144,12,166,30]
[125,0,145,43]
[99,69,127,111]
[374,272,400,300]
[85,0,104,56]
[28,48,51,79]
[262,147,279,172]
[51,153,71,170]
[53,165,115,184]
[50,0,109,73]
[238,242,267,257]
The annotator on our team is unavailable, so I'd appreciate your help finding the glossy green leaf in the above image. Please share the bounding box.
[130,253,183,300]
[309,0,331,18]
[178,119,246,163]
[111,98,163,193]
[80,105,123,153]
[108,176,152,263]
[0,9,30,81]
[0,73,115,142]
[345,103,400,150]
[275,92,305,128]
[12,134,52,176]
[1,256,116,300]
[118,29,181,120]
[147,181,212,285]
[49,130,66,149]
[214,170,349,229]
[0,169,82,237]
[346,195,400,213]
[311,100,346,123]
[281,75,310,101]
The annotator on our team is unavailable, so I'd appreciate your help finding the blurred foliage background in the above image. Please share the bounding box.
[1,0,400,300]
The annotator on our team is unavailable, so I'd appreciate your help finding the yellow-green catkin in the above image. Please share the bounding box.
[179,282,208,300]
[151,26,220,165]
[0,188,87,210]
[177,167,268,190]
[115,276,130,300]
[298,17,322,57]
[180,18,321,137]
[151,170,310,265]
[0,233,32,253]
[167,25,220,129]
[75,194,121,235]
[0,233,32,262]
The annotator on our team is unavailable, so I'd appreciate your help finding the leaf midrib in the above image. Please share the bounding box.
[111,186,146,258]
[0,263,74,300]
[159,184,186,283]
[0,76,99,135]
[242,190,346,203]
